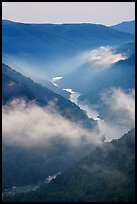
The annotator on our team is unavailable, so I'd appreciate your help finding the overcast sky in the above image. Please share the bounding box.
[2,2,135,26]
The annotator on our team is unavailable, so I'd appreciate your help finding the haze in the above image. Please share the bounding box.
[2,2,135,26]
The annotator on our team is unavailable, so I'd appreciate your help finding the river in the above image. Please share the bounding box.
[51,77,62,87]
[51,77,100,121]
[51,77,120,143]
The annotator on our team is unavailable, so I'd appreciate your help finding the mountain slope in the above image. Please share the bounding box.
[2,20,134,78]
[57,42,135,105]
[2,63,97,190]
[111,20,135,34]
[4,129,135,202]
[115,42,135,56]
[79,53,135,104]
[34,78,70,99]
[2,63,95,127]
[3,20,134,54]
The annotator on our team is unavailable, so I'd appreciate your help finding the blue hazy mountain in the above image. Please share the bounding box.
[110,20,135,34]
[2,20,134,79]
[3,20,134,54]
[2,63,97,190]
[115,42,135,56]
[2,19,135,202]
[58,44,135,105]
[2,63,95,127]
[79,54,135,105]
[4,129,135,202]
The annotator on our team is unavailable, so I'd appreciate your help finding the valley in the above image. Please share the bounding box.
[51,76,100,121]
[2,13,135,202]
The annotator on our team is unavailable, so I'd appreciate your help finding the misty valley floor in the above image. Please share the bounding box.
[2,19,135,202]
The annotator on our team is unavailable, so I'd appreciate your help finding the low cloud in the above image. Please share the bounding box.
[100,88,135,126]
[78,88,135,142]
[99,88,135,141]
[2,99,103,147]
[82,46,127,68]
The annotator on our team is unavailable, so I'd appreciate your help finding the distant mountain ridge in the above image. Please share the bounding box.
[111,20,135,34]
[2,20,134,79]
